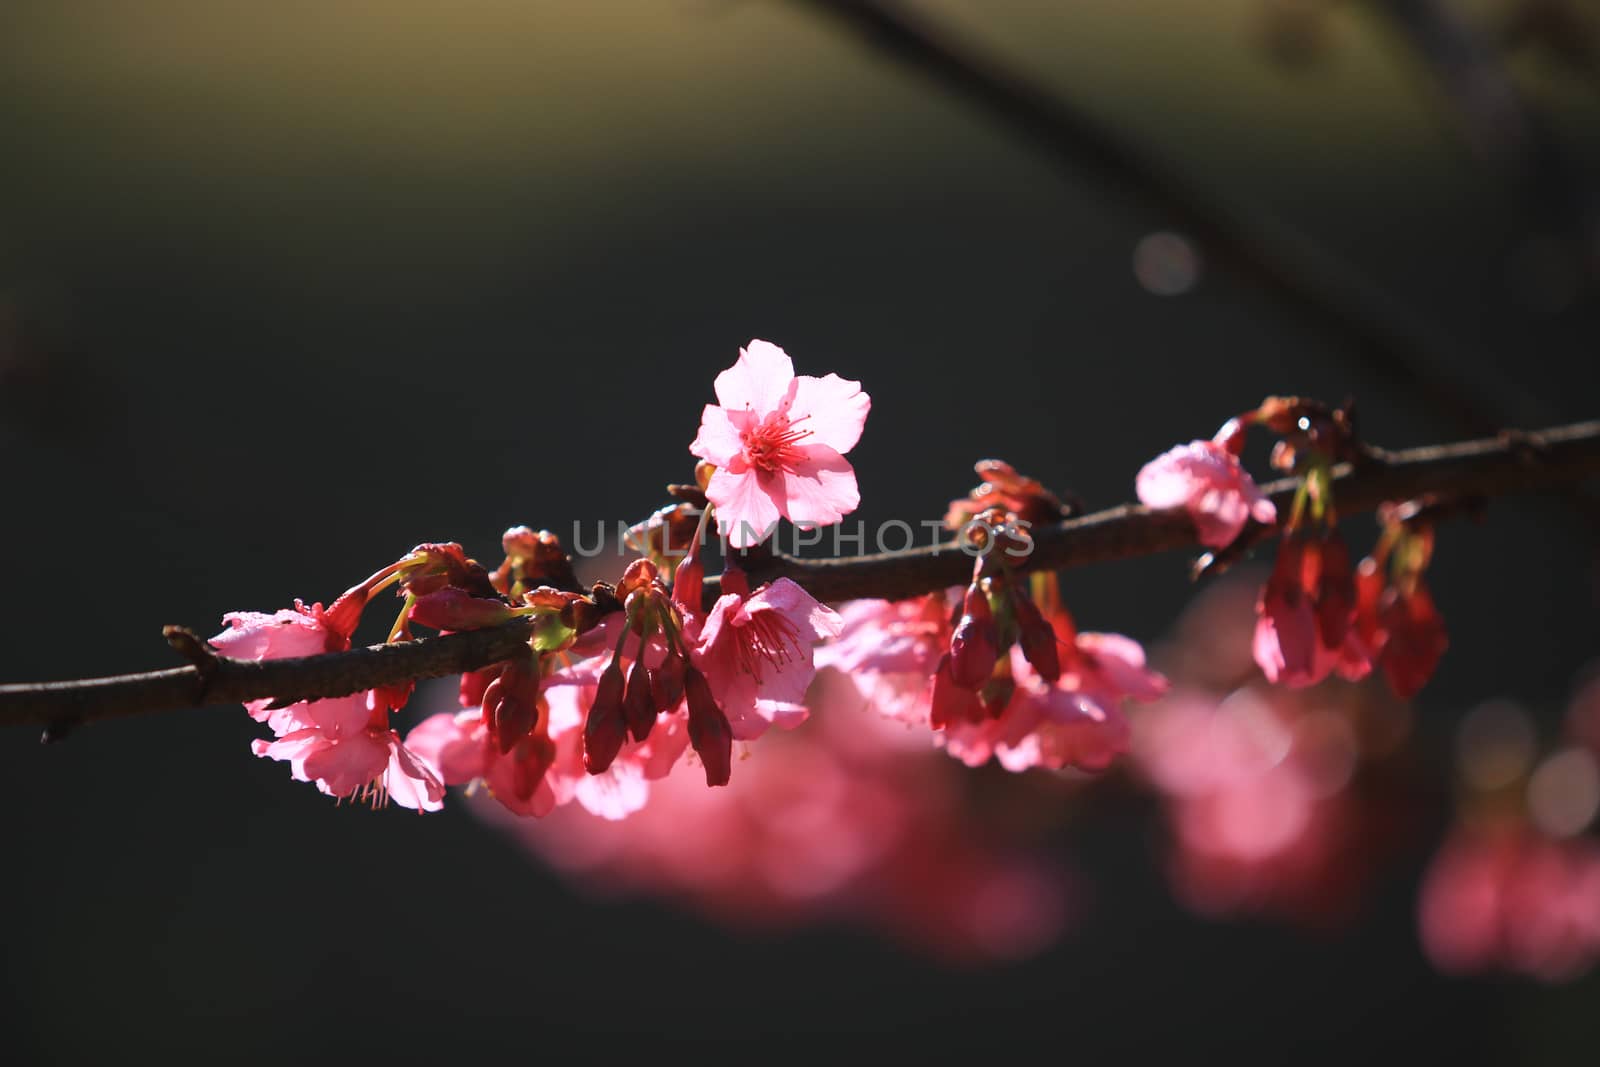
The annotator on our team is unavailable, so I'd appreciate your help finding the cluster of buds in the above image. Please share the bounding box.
[581,555,734,787]
[932,466,1069,727]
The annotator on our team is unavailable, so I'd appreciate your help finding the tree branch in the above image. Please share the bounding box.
[790,0,1540,436]
[2,420,1597,735]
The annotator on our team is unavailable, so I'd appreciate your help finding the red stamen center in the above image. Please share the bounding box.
[741,411,813,474]
[734,610,802,676]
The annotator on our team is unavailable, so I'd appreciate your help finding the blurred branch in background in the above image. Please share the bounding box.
[791,0,1586,437]
[1,418,1596,733]
[1363,0,1600,281]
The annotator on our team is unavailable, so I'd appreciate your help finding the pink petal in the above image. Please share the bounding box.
[778,445,860,528]
[573,760,650,821]
[301,732,390,797]
[749,578,843,643]
[384,739,446,812]
[707,467,783,549]
[212,609,327,661]
[712,340,795,415]
[405,711,488,786]
[788,372,870,454]
[689,403,748,468]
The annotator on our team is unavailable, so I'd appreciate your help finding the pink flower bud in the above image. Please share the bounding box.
[930,653,985,729]
[1012,592,1061,683]
[672,554,704,612]
[948,584,999,689]
[484,653,541,754]
[623,655,657,743]
[583,661,628,775]
[650,651,686,713]
[683,665,733,787]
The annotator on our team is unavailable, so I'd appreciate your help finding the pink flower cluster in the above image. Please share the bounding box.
[204,360,1522,973]
[212,603,444,811]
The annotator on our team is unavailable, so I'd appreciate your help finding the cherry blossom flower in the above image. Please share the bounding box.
[689,339,870,548]
[211,605,360,736]
[213,604,443,810]
[252,715,445,812]
[1136,438,1277,548]
[814,595,951,725]
[677,568,843,741]
[1253,535,1371,688]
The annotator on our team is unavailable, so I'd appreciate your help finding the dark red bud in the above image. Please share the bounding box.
[1313,535,1355,649]
[683,665,732,787]
[1379,583,1448,701]
[930,653,985,729]
[650,651,687,712]
[623,654,657,743]
[409,587,515,632]
[1012,592,1060,682]
[583,661,628,774]
[948,584,999,689]
[476,655,540,755]
[1354,556,1385,649]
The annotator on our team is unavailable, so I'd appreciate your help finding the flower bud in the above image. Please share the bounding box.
[623,654,657,743]
[1012,591,1060,682]
[583,661,628,774]
[672,554,704,613]
[948,583,999,689]
[930,653,985,729]
[488,652,541,754]
[683,665,732,787]
[650,650,686,712]
[409,587,514,632]
[617,558,660,600]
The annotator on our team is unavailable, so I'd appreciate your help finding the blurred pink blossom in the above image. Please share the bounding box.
[1136,438,1276,548]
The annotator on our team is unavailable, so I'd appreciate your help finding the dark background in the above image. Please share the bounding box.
[2,1,1599,1062]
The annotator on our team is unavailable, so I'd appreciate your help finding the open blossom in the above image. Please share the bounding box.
[252,715,445,812]
[941,634,1166,773]
[212,604,443,811]
[1136,438,1276,548]
[815,595,952,725]
[689,339,870,548]
[1253,534,1371,688]
[678,569,843,741]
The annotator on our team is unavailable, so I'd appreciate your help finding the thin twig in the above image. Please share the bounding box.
[1,419,1596,733]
